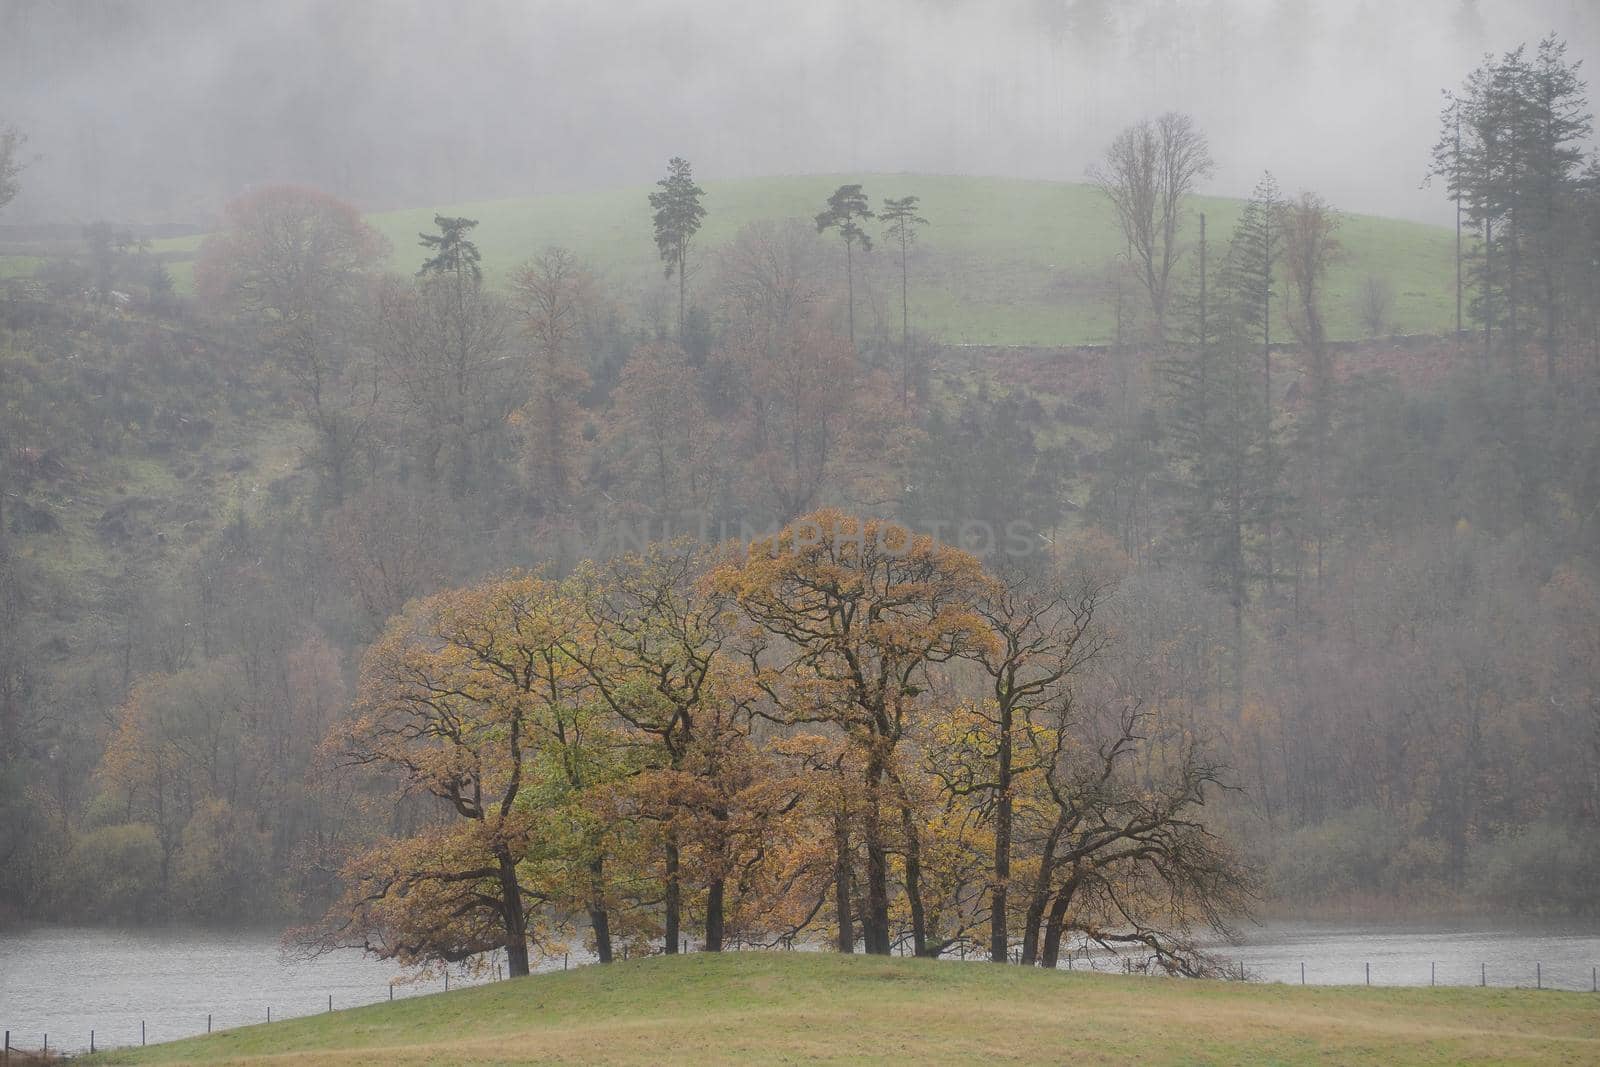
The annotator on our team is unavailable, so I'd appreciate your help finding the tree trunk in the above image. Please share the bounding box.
[834,810,853,953]
[678,248,687,343]
[1039,890,1073,969]
[704,877,725,952]
[588,856,613,963]
[900,232,910,408]
[990,709,1013,964]
[663,832,680,954]
[497,849,531,977]
[899,801,928,957]
[845,240,856,352]
[1019,823,1062,966]
[862,756,891,954]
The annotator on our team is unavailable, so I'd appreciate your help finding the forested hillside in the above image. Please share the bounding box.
[1,37,1597,962]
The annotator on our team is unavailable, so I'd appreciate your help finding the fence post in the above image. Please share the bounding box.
[143,1019,147,1045]
[208,1013,212,1033]
[389,983,393,1002]
[4,1027,9,1066]
[1592,966,1596,992]
[91,1030,95,1054]
[444,972,449,992]
[1300,961,1305,985]
[267,1006,271,1023]
[1537,962,1541,990]
[328,994,333,1013]
[1365,962,1370,987]
[564,952,569,971]
[1431,961,1435,987]
[1481,962,1486,987]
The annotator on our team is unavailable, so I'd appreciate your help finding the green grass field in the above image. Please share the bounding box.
[88,952,1598,1066]
[144,174,1455,346]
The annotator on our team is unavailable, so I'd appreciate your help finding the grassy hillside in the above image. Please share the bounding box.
[148,174,1455,346]
[90,952,1598,1066]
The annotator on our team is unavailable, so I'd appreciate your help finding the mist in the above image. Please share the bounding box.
[4,0,1595,226]
[5,1,1600,1060]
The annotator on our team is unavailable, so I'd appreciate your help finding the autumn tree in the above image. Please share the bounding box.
[930,563,1110,963]
[563,541,745,953]
[881,195,929,406]
[714,510,997,954]
[650,157,707,340]
[316,579,583,976]
[816,184,875,351]
[196,186,389,503]
[98,662,253,901]
[1091,113,1214,344]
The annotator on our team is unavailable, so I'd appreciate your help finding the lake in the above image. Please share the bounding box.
[1,920,1596,1054]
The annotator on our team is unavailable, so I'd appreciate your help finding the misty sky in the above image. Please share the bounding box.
[2,0,1596,227]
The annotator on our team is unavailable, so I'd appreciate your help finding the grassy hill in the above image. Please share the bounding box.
[147,174,1455,346]
[89,952,1598,1066]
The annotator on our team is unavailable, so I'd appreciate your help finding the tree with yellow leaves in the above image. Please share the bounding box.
[713,509,998,955]
[313,576,599,976]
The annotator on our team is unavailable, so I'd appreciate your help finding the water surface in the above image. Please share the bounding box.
[1,919,1596,1054]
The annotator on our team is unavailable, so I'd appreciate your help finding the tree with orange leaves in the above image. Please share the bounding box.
[712,509,998,954]
[564,540,746,952]
[314,576,611,976]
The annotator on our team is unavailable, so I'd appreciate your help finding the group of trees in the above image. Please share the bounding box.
[1432,36,1597,381]
[1078,42,1600,907]
[2,32,1599,952]
[311,514,1249,975]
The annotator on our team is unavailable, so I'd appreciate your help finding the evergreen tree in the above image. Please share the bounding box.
[816,184,874,351]
[1433,36,1592,378]
[1220,173,1284,590]
[649,157,707,341]
[418,215,482,286]
[880,195,928,407]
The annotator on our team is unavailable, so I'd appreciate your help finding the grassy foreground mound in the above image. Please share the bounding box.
[92,951,1598,1066]
[149,174,1455,346]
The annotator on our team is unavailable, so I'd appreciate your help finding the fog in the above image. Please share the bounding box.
[3,0,1595,226]
[6,2,1600,1052]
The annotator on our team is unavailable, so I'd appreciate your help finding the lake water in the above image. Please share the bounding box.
[1,920,1597,1054]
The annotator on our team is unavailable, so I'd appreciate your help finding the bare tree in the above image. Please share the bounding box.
[1091,113,1214,345]
[1359,274,1394,339]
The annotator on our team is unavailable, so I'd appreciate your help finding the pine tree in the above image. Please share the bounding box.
[816,184,875,352]
[649,157,707,341]
[418,215,481,285]
[1221,173,1284,591]
[1433,36,1591,377]
[880,195,928,407]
